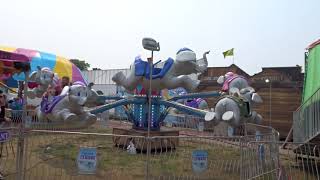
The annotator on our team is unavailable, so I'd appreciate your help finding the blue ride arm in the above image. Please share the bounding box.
[157,100,208,118]
[90,98,137,115]
[100,96,124,101]
[168,91,221,101]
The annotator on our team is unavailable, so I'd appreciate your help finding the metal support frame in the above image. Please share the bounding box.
[168,91,220,101]
[146,51,154,180]
[16,72,29,180]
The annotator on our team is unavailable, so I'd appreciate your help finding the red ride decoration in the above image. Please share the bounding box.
[134,86,159,96]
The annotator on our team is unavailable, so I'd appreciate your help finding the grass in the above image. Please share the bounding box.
[279,154,320,180]
[23,131,242,179]
[1,123,317,180]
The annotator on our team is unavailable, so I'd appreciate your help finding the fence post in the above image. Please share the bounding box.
[15,124,25,180]
[239,136,244,180]
[272,128,280,179]
[16,74,29,180]
[145,136,151,180]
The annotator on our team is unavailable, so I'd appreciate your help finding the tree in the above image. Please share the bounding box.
[70,59,90,71]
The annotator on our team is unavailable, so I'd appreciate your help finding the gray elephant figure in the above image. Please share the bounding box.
[57,82,104,108]
[85,87,107,107]
[27,66,59,99]
[112,48,209,92]
[217,72,250,95]
[37,81,97,128]
[210,87,263,127]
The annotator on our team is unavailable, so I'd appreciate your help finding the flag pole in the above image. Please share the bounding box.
[232,49,235,64]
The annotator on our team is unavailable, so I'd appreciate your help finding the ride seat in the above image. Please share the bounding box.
[134,57,174,79]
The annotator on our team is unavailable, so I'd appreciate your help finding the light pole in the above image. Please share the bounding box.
[265,79,271,127]
[142,38,160,180]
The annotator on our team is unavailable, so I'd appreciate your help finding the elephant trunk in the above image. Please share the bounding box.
[202,51,210,62]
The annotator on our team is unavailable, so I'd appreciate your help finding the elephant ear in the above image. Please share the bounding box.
[222,111,234,121]
[205,112,215,121]
[29,71,38,82]
[217,76,225,84]
[88,82,94,89]
[252,93,263,103]
[229,87,240,97]
[240,87,255,94]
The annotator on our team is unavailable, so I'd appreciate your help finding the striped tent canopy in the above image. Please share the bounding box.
[0,46,87,87]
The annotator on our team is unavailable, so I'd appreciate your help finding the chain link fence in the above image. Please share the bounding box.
[0,110,319,179]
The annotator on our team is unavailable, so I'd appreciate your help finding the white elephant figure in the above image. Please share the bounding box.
[217,72,250,95]
[27,66,59,99]
[211,87,263,127]
[37,81,97,127]
[112,48,210,92]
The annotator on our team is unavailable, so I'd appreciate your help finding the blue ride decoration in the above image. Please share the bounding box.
[134,56,174,80]
[89,47,219,132]
[90,89,220,131]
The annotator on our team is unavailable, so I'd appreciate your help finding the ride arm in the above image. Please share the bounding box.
[157,100,208,118]
[86,95,125,107]
[0,82,18,93]
[101,95,125,101]
[90,98,144,114]
[169,91,221,101]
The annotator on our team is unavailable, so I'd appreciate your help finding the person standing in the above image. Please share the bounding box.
[0,90,9,179]
[0,90,10,126]
[54,76,71,95]
[61,76,70,88]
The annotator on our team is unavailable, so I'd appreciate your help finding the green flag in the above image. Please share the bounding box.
[223,48,234,58]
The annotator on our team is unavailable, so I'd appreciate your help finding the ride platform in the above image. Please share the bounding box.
[112,127,179,152]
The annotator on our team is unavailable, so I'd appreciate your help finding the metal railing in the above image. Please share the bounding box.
[293,88,320,143]
[0,119,277,180]
[244,141,320,180]
[1,111,319,179]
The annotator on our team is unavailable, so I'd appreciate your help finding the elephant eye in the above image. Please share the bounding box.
[77,92,81,96]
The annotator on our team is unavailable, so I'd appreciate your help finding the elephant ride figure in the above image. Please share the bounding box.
[37,81,97,128]
[217,72,250,95]
[27,66,60,99]
[185,98,209,110]
[82,83,106,107]
[211,87,263,127]
[168,89,208,114]
[112,48,210,92]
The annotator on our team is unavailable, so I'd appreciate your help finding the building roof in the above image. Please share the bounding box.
[200,64,303,82]
[255,65,303,81]
[306,39,320,50]
[200,64,250,79]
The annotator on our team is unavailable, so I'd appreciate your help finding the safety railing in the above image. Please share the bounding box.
[3,113,319,179]
[0,122,280,180]
[293,88,320,143]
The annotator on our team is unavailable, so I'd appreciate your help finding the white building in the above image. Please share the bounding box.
[82,68,199,95]
[82,69,130,95]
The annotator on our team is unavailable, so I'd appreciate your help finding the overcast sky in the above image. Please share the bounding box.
[0,0,319,75]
